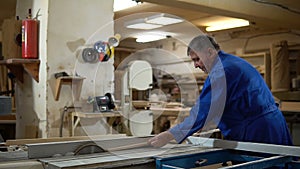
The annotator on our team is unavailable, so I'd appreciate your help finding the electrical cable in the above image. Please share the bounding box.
[252,0,300,15]
[59,106,68,137]
[59,106,81,137]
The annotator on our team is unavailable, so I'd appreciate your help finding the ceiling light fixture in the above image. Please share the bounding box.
[134,32,173,43]
[125,19,163,30]
[146,14,184,25]
[125,13,184,30]
[206,19,249,32]
[136,34,166,43]
[196,16,250,32]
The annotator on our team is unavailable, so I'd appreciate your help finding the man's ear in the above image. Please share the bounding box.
[207,48,215,58]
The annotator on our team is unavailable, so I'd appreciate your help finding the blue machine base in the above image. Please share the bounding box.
[155,149,300,169]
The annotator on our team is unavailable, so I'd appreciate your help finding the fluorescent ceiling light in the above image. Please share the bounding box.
[206,19,249,32]
[113,0,140,12]
[126,22,163,30]
[125,13,183,30]
[136,34,166,43]
[196,16,250,32]
[146,14,183,25]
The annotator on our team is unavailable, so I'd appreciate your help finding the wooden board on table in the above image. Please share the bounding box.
[6,134,126,146]
[165,102,184,108]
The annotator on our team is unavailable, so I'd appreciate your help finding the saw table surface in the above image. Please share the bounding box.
[1,136,300,169]
[38,144,214,169]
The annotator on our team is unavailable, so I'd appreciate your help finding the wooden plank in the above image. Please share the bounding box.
[0,120,16,124]
[273,91,300,102]
[188,136,300,157]
[0,114,16,120]
[5,59,40,64]
[1,18,22,59]
[54,77,62,101]
[151,108,191,116]
[72,111,122,118]
[0,59,40,65]
[281,101,300,112]
[22,62,40,82]
[0,66,8,94]
[0,160,43,169]
[69,112,123,136]
[5,134,126,146]
[0,59,40,83]
[26,136,151,159]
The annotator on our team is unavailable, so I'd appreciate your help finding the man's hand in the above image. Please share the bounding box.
[148,131,175,147]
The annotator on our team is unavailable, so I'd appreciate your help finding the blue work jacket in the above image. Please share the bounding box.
[169,51,293,146]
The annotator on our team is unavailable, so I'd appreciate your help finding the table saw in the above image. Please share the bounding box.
[1,135,300,169]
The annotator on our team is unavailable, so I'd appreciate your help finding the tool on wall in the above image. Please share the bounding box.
[82,48,99,63]
[94,41,112,62]
[87,93,116,112]
[81,34,121,63]
[108,33,121,47]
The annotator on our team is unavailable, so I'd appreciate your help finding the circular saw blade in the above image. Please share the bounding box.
[82,48,99,63]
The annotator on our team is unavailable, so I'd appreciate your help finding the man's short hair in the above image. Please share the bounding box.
[187,35,220,56]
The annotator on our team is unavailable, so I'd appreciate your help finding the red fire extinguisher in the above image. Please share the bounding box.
[22,9,38,59]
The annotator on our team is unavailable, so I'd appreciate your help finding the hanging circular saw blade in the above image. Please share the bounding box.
[94,41,107,53]
[82,48,99,63]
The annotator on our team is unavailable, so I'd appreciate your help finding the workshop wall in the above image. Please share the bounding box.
[46,0,114,137]
[14,0,114,138]
[15,0,48,138]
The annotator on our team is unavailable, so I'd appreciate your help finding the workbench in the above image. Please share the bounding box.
[151,107,190,133]
[69,111,122,136]
[68,108,191,136]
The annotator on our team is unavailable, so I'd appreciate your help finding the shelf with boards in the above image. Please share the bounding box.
[160,79,205,86]
[0,58,40,83]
